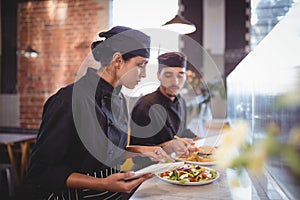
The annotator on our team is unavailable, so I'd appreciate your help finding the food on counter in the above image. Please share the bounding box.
[158,164,218,185]
[179,152,214,162]
[196,146,216,154]
[179,146,216,162]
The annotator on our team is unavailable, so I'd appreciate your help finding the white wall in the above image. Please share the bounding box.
[0,94,19,127]
[204,0,225,55]
[203,0,227,118]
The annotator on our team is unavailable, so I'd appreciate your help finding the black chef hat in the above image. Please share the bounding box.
[98,26,151,58]
[158,52,187,71]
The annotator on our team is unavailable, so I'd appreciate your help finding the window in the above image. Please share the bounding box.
[112,0,179,97]
[250,0,296,49]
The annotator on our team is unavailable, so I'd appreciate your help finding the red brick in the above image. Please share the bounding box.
[18,0,108,128]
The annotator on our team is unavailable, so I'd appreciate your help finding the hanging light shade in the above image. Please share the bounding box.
[21,45,40,58]
[20,2,39,58]
[162,14,196,34]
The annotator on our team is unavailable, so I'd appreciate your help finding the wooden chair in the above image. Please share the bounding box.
[0,163,16,199]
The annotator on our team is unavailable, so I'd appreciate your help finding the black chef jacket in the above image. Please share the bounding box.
[129,88,195,170]
[130,88,195,146]
[24,68,128,199]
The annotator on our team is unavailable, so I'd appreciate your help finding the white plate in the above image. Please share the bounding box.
[156,167,220,186]
[171,153,217,166]
[124,162,185,180]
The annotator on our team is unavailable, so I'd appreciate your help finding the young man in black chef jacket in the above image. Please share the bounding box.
[129,52,197,169]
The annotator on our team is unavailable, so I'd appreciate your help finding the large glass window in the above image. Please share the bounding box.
[250,0,296,49]
[227,2,300,199]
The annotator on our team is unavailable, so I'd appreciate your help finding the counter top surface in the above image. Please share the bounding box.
[130,122,283,200]
[130,166,264,200]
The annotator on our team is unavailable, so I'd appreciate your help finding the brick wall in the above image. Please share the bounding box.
[17,0,109,129]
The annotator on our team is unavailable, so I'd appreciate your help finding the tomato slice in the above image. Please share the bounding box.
[161,172,169,177]
[189,178,196,182]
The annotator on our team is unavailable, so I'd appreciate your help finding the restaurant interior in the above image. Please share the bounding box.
[0,0,299,199]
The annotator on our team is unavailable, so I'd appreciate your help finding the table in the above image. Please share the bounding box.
[129,126,273,200]
[0,133,37,184]
[130,167,265,200]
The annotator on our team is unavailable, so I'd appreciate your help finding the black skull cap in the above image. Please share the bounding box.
[98,26,151,58]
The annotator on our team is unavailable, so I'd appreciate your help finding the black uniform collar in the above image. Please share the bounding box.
[155,87,180,104]
[98,78,122,96]
[85,68,122,98]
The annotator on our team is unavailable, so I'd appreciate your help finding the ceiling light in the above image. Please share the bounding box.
[21,2,39,58]
[162,0,196,34]
[21,45,39,58]
[162,14,196,34]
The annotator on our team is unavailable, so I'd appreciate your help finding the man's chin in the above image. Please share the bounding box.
[168,90,179,96]
[166,92,177,98]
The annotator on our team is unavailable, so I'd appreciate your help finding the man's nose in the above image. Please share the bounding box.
[171,76,179,85]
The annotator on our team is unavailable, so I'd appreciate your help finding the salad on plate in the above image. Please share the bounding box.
[157,163,219,185]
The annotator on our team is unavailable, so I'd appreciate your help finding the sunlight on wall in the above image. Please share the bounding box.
[47,1,68,22]
[112,0,178,29]
[112,0,179,97]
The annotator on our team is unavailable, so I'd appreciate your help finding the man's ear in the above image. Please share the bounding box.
[112,52,123,69]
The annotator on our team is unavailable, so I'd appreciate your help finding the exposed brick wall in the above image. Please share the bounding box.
[17,0,109,129]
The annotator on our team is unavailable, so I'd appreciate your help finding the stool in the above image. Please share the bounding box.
[0,164,15,199]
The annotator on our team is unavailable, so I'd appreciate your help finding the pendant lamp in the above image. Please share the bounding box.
[21,45,39,58]
[21,2,39,58]
[162,0,196,34]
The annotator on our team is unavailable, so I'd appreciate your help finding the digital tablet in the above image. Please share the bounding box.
[124,162,185,181]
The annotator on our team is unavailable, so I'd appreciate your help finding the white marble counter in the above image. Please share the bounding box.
[130,123,281,200]
[130,166,266,200]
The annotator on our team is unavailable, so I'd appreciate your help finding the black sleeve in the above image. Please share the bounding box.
[180,128,196,138]
[26,89,76,192]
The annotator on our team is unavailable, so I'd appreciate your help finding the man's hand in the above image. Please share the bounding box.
[162,138,195,157]
[126,145,174,162]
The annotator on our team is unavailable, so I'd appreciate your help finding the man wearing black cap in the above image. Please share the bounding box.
[129,52,196,168]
